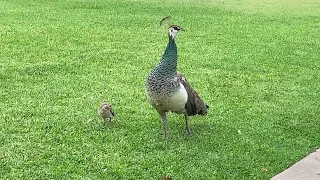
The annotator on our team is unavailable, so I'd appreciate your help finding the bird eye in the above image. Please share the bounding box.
[173,26,180,31]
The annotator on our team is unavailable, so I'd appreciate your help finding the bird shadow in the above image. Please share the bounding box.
[173,116,217,134]
[95,119,122,132]
[151,117,218,144]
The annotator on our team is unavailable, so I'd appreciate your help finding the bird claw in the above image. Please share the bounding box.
[185,129,191,135]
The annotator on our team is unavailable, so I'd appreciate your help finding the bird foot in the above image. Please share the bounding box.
[185,128,191,135]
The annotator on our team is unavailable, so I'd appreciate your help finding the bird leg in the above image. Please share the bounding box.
[158,110,168,139]
[184,113,191,135]
[101,118,106,125]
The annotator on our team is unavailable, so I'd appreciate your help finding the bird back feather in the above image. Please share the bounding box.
[177,72,208,116]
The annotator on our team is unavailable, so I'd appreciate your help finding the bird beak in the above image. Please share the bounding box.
[180,28,185,31]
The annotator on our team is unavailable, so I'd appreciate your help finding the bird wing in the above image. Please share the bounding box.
[177,72,208,116]
[110,108,115,117]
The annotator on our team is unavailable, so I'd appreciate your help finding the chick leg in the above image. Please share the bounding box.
[101,118,106,125]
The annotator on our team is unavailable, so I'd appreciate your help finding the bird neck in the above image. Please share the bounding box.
[154,34,178,75]
[168,33,175,41]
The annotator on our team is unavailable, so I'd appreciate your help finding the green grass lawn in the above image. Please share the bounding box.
[1,0,320,179]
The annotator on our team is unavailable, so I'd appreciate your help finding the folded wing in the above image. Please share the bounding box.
[177,72,209,116]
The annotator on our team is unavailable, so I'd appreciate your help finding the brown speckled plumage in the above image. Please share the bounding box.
[98,103,114,122]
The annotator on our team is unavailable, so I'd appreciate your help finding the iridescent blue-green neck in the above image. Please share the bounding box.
[152,34,177,76]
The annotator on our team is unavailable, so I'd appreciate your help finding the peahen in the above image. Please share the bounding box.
[145,17,208,139]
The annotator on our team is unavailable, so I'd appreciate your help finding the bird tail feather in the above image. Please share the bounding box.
[177,72,208,116]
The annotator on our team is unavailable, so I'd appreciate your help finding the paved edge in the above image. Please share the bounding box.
[271,148,320,180]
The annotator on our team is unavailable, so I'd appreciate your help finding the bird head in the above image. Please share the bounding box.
[100,103,112,111]
[168,25,184,39]
[160,16,184,39]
